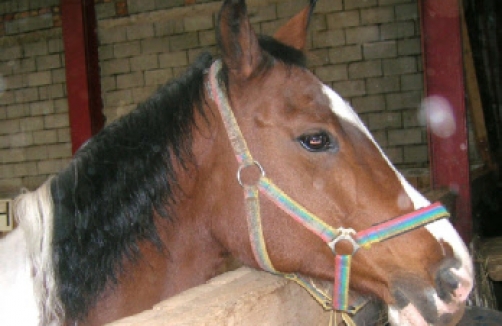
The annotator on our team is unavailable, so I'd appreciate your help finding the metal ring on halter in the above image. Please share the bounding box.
[237,160,266,187]
[328,228,360,256]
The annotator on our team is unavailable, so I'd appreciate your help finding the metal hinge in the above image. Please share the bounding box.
[0,199,13,232]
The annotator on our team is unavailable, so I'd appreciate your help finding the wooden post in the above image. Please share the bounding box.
[419,0,472,242]
[61,0,104,154]
[461,3,495,171]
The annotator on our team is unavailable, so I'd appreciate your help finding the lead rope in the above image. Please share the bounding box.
[207,60,450,324]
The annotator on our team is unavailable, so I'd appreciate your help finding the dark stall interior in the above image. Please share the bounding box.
[463,0,502,312]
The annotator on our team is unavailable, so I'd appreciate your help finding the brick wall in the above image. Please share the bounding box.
[96,0,222,122]
[97,0,427,166]
[312,0,426,167]
[0,0,427,194]
[0,0,70,194]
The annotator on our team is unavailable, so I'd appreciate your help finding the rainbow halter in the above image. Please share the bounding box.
[207,60,450,314]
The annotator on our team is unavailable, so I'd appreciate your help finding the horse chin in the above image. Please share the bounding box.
[387,297,466,326]
[388,304,429,326]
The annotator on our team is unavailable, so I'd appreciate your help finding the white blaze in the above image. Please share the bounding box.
[321,84,473,324]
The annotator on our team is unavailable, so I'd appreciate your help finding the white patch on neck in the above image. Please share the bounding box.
[13,179,64,325]
[0,229,39,325]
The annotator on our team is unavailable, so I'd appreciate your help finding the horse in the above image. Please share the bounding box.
[0,0,473,325]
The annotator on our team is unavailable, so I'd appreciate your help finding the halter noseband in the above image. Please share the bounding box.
[207,60,450,313]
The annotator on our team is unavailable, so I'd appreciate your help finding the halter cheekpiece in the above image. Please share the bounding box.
[207,60,450,314]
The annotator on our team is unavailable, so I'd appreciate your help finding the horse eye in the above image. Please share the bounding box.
[298,131,337,153]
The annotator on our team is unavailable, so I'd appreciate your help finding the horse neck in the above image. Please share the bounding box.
[81,216,229,326]
[81,103,237,326]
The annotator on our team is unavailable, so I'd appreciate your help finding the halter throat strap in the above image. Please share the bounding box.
[207,60,450,313]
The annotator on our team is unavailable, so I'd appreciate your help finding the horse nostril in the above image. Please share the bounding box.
[392,288,410,309]
[441,269,459,288]
[436,267,460,301]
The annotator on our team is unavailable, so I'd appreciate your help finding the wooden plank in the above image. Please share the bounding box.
[460,3,495,170]
[403,168,430,191]
[108,267,383,326]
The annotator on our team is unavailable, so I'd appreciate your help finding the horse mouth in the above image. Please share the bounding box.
[295,277,382,319]
[388,300,466,326]
[387,271,470,326]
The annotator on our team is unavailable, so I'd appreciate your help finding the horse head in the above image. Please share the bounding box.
[206,0,473,325]
[1,1,473,325]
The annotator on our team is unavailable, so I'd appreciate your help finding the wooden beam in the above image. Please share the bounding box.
[61,0,104,154]
[419,0,472,242]
[461,2,495,171]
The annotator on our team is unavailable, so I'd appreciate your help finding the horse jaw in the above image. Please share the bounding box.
[321,84,473,325]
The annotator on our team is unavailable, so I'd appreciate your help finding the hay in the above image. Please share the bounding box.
[469,237,498,309]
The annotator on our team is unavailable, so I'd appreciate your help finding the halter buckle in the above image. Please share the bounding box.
[328,228,360,256]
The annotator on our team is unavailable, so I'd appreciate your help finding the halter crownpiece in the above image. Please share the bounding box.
[207,60,450,314]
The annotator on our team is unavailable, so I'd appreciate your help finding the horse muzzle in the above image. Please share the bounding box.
[388,255,472,326]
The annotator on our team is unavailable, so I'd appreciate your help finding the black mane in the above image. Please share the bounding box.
[50,37,305,321]
[51,53,212,320]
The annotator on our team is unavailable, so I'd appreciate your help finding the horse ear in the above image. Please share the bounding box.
[273,0,318,51]
[217,0,263,81]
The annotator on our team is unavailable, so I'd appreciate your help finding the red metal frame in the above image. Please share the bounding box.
[420,0,472,242]
[61,0,104,154]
